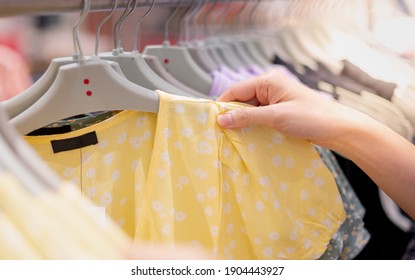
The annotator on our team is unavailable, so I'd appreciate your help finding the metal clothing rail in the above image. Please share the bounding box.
[0,0,253,17]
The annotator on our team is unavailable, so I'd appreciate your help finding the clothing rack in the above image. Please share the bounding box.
[0,0,192,17]
[0,0,255,17]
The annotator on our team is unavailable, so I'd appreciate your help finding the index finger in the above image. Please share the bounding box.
[216,77,260,103]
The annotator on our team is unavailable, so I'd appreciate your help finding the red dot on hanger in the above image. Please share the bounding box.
[164,59,169,64]
[83,79,90,85]
[86,91,92,97]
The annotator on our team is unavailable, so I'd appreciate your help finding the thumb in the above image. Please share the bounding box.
[217,106,273,129]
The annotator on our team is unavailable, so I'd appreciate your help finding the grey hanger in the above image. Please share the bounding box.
[201,0,228,67]
[205,0,245,70]
[144,54,205,97]
[11,0,160,136]
[186,0,220,73]
[235,0,271,68]
[143,0,213,94]
[0,104,61,193]
[100,0,205,98]
[0,0,106,119]
[220,0,258,67]
[141,0,206,96]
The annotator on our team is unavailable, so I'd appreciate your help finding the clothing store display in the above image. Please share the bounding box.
[2,0,415,262]
[25,90,346,260]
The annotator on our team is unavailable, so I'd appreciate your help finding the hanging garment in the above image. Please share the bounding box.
[0,172,131,259]
[24,91,346,260]
[315,147,370,259]
[272,55,413,141]
[208,65,256,99]
[209,65,300,100]
[335,89,413,141]
[340,60,398,101]
[209,71,235,99]
[27,111,120,136]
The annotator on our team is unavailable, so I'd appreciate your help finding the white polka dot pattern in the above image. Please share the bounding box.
[25,90,346,259]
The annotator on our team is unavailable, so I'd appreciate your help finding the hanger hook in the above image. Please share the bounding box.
[133,0,156,52]
[192,0,206,42]
[113,0,138,55]
[221,0,240,36]
[183,0,203,45]
[230,0,246,33]
[203,0,218,39]
[164,0,182,46]
[177,0,196,44]
[209,0,226,38]
[247,0,262,30]
[95,0,118,57]
[73,0,91,61]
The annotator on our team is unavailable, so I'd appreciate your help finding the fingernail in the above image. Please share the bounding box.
[217,114,233,128]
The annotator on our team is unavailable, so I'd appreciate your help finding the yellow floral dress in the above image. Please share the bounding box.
[25,90,346,259]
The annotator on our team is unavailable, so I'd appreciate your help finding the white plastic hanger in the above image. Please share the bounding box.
[198,0,233,68]
[100,0,204,98]
[1,0,126,120]
[256,2,307,66]
[0,105,60,193]
[222,1,260,67]
[289,24,343,74]
[140,0,207,98]
[1,57,77,119]
[236,1,272,68]
[144,54,205,97]
[185,0,219,73]
[0,116,43,193]
[10,0,159,136]
[143,1,212,94]
[0,9,102,120]
[276,27,318,71]
[204,0,246,71]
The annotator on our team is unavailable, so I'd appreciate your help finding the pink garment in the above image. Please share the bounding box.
[0,45,32,101]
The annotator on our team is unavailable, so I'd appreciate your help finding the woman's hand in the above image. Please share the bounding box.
[216,71,415,219]
[216,70,374,151]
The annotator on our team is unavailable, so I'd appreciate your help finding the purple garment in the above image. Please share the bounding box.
[209,64,302,99]
[243,64,266,76]
[208,71,234,99]
[218,65,246,82]
[209,66,250,98]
